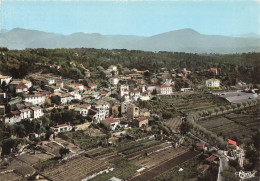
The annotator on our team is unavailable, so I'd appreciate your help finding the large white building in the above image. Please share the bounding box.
[23,94,46,105]
[206,79,221,88]
[157,85,172,95]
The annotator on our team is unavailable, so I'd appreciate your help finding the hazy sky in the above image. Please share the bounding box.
[1,0,259,36]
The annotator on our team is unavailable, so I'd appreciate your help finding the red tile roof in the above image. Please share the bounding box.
[227,139,237,146]
[100,91,107,95]
[16,82,27,89]
[11,110,20,115]
[88,83,97,87]
[206,155,217,162]
[20,108,31,113]
[159,84,171,88]
[136,117,148,122]
[31,106,41,110]
[74,83,83,87]
[103,118,118,123]
[196,143,205,147]
[80,104,91,109]
[55,124,69,128]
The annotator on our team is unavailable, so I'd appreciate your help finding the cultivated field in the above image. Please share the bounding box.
[198,105,260,142]
[41,155,112,181]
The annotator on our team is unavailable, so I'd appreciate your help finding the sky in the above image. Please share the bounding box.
[0,0,259,36]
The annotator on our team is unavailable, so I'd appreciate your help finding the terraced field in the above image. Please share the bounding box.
[197,105,260,141]
[41,155,112,181]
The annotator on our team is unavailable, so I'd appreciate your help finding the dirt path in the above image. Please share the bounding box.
[129,150,200,181]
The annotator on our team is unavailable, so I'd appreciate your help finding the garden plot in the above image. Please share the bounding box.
[41,155,112,181]
[16,152,53,166]
[133,146,190,169]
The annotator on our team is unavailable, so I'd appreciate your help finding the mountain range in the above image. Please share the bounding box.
[0,28,259,54]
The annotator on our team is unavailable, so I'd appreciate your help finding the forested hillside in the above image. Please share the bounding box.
[0,47,259,84]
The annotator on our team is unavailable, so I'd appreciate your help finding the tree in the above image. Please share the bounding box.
[45,98,52,106]
[222,166,238,181]
[117,64,123,74]
[59,147,70,158]
[112,109,119,118]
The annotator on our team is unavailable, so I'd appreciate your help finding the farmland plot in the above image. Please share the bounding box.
[41,155,112,181]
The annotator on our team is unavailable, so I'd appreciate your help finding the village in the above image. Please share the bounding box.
[0,63,259,181]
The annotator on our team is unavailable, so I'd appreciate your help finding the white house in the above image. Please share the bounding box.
[101,118,120,131]
[4,110,21,124]
[206,79,221,88]
[157,85,172,95]
[88,83,97,90]
[20,108,32,120]
[23,94,46,105]
[52,124,73,133]
[16,82,28,93]
[130,90,141,101]
[108,65,118,72]
[74,104,91,117]
[31,106,44,119]
[120,84,129,97]
[70,83,84,92]
[93,101,110,118]
[109,77,119,85]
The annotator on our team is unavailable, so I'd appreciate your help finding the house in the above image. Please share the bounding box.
[45,85,60,93]
[126,104,139,119]
[120,84,129,97]
[206,79,221,88]
[88,82,97,90]
[195,142,207,151]
[60,94,74,104]
[227,139,237,146]
[206,155,217,163]
[16,82,28,93]
[134,117,149,128]
[70,83,85,92]
[52,124,73,133]
[9,79,32,93]
[31,106,44,119]
[20,108,32,120]
[70,91,82,100]
[139,95,151,101]
[108,65,118,72]
[109,77,119,85]
[130,90,141,101]
[101,118,120,131]
[140,108,150,117]
[93,101,110,118]
[157,85,172,95]
[4,110,22,124]
[182,68,191,76]
[74,104,91,117]
[0,74,12,85]
[23,94,46,105]
[181,88,192,92]
[210,68,218,75]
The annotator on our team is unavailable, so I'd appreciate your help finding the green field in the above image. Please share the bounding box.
[197,105,260,143]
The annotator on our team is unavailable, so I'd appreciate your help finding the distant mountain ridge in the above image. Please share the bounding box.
[0,28,259,53]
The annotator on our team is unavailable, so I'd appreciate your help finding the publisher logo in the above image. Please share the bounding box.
[235,170,257,179]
